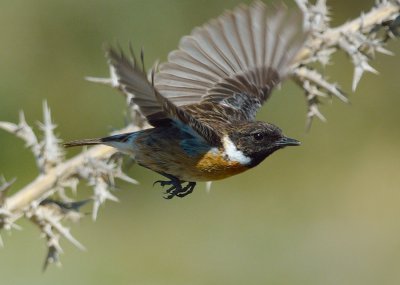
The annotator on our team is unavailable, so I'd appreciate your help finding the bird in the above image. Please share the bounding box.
[65,1,307,199]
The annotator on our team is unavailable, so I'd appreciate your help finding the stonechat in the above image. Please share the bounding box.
[65,1,306,198]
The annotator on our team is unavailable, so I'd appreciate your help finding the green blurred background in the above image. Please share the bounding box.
[1,0,399,284]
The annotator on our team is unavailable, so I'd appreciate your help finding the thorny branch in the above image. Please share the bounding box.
[0,0,399,268]
[293,0,400,127]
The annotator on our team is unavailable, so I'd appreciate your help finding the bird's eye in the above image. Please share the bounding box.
[253,132,264,141]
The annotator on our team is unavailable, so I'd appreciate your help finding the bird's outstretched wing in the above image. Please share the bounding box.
[106,1,307,145]
[106,47,168,125]
[155,1,307,122]
[107,47,221,144]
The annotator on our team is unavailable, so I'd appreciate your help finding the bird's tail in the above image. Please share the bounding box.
[64,138,104,148]
[64,133,134,148]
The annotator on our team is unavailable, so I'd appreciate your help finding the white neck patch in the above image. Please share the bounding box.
[222,136,251,165]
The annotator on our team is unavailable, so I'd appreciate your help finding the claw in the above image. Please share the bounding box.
[153,173,197,199]
[163,183,181,199]
[153,180,170,187]
[163,192,175,200]
[164,185,177,194]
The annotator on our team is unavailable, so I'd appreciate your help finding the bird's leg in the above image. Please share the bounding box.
[153,173,196,199]
[153,172,183,199]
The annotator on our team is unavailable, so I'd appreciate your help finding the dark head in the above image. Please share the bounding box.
[226,121,300,167]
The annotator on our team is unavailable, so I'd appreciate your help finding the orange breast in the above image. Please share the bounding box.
[190,149,250,181]
[133,133,250,182]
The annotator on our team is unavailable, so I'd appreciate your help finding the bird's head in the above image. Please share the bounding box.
[225,121,300,167]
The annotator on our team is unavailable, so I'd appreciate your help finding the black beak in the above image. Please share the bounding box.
[274,136,301,147]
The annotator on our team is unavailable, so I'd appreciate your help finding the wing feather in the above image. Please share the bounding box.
[155,1,307,121]
[106,47,166,123]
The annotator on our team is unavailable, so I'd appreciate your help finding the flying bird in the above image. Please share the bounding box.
[65,1,307,199]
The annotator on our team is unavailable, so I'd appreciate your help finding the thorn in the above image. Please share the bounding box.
[305,116,314,132]
[0,121,18,133]
[375,46,394,56]
[352,66,364,91]
[19,110,27,125]
[0,177,16,204]
[92,200,100,221]
[352,61,378,91]
[362,61,379,74]
[85,76,113,85]
[308,104,327,122]
[115,172,139,185]
[205,181,212,193]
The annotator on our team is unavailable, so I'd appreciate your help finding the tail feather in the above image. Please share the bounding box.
[64,132,134,148]
[64,138,104,148]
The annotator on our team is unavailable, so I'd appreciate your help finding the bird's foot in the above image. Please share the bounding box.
[175,182,196,198]
[153,175,196,199]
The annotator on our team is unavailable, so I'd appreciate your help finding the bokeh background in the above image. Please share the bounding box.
[1,0,399,284]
